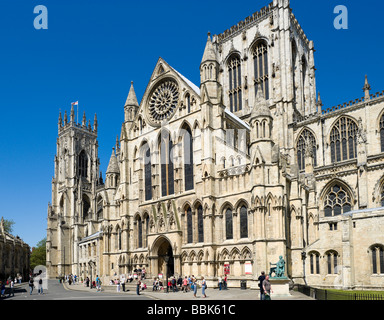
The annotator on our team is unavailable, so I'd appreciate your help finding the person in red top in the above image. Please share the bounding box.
[224,275,228,290]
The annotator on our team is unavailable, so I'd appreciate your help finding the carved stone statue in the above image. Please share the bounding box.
[269,256,287,279]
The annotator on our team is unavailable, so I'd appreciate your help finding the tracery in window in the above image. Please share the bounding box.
[143,144,152,201]
[324,184,352,217]
[380,112,384,152]
[78,150,88,178]
[228,54,242,112]
[183,126,194,191]
[297,129,317,171]
[330,117,358,163]
[252,41,269,100]
[160,132,174,197]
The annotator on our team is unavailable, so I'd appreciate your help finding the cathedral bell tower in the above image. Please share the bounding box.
[47,105,102,278]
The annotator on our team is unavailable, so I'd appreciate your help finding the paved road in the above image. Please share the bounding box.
[2,280,154,301]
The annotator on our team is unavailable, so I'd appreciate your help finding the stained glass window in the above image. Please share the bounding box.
[184,127,194,191]
[380,112,384,152]
[187,207,193,244]
[198,205,204,243]
[228,55,242,112]
[78,150,88,178]
[160,133,174,197]
[138,217,142,248]
[297,129,317,171]
[240,206,248,238]
[324,184,352,217]
[225,208,233,240]
[253,41,269,100]
[330,117,358,163]
[144,145,152,201]
[371,245,384,274]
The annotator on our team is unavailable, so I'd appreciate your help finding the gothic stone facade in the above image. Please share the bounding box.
[47,0,384,290]
[0,218,30,281]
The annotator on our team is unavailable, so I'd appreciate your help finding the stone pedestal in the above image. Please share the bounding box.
[270,278,291,298]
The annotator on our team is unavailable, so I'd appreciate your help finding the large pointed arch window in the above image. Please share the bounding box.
[143,143,152,201]
[253,41,269,100]
[324,184,352,217]
[297,129,317,171]
[96,196,103,220]
[228,54,242,112]
[380,112,384,152]
[240,206,248,239]
[78,150,88,178]
[381,185,384,207]
[186,206,193,244]
[184,126,194,191]
[371,244,384,274]
[137,216,143,248]
[160,132,174,197]
[225,208,233,240]
[330,117,358,163]
[197,205,204,243]
[83,194,90,221]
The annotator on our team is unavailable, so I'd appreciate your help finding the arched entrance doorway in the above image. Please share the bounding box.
[154,237,174,278]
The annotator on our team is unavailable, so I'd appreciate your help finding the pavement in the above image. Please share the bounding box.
[62,280,314,300]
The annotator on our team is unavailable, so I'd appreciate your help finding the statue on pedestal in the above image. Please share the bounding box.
[269,256,287,279]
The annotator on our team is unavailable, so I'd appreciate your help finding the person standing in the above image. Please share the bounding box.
[28,277,34,295]
[122,279,126,292]
[37,278,43,295]
[136,278,141,295]
[201,277,207,298]
[218,276,222,291]
[262,275,272,300]
[223,275,228,290]
[258,271,266,300]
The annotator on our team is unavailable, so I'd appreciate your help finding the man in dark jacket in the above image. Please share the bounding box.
[258,272,266,300]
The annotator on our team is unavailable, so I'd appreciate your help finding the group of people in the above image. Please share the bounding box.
[151,275,207,298]
[258,271,273,300]
[28,276,44,295]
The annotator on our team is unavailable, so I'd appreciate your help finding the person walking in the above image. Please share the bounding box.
[182,276,188,293]
[8,279,15,297]
[192,276,198,298]
[262,275,272,300]
[28,277,34,295]
[258,271,266,300]
[201,277,207,298]
[116,279,121,292]
[0,281,5,298]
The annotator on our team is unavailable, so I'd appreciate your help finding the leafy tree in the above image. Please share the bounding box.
[30,238,47,270]
[2,218,15,233]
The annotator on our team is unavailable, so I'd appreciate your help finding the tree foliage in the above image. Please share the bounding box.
[2,218,15,234]
[30,237,46,270]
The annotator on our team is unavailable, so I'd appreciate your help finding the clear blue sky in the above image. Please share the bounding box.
[0,0,383,248]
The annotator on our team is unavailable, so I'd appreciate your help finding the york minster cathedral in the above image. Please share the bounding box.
[46,0,384,290]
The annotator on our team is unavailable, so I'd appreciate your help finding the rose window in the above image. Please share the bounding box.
[148,80,179,124]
